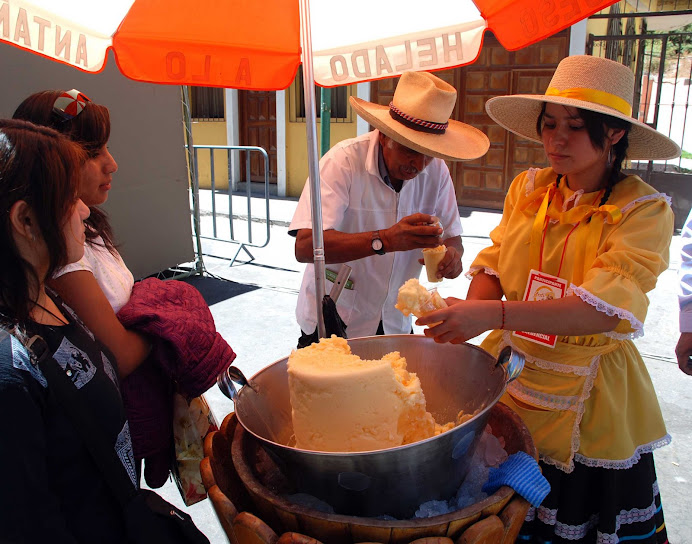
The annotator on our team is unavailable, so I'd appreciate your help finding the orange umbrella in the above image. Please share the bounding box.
[0,0,617,337]
[0,0,617,89]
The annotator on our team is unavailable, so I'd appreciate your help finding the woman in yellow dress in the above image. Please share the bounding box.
[418,55,679,543]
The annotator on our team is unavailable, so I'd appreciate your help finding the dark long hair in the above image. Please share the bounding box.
[537,103,631,206]
[12,90,116,251]
[0,119,85,323]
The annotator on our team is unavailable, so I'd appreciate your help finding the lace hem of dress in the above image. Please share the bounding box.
[465,265,499,281]
[620,192,672,214]
[508,380,580,412]
[571,285,644,337]
[572,435,672,470]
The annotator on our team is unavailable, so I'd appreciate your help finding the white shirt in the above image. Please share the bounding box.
[55,235,134,313]
[289,130,462,338]
[679,208,692,332]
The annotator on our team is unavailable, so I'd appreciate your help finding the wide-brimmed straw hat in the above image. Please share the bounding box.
[349,71,489,162]
[485,55,681,161]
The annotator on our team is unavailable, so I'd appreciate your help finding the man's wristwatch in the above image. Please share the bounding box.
[371,230,385,255]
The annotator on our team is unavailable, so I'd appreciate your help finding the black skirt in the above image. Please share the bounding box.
[519,452,667,544]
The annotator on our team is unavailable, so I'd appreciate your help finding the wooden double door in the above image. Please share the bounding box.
[238,90,278,184]
[370,32,569,209]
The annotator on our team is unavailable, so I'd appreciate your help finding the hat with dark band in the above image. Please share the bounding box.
[349,71,490,162]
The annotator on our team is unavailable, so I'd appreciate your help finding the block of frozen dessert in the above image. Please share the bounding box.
[395,278,448,318]
[287,335,453,452]
[422,244,446,283]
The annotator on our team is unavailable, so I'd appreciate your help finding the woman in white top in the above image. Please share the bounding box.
[13,89,150,377]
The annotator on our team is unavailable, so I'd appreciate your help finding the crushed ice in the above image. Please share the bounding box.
[282,426,508,520]
[414,425,507,518]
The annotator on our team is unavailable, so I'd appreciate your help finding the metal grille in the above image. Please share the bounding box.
[292,66,352,122]
[190,86,225,121]
[588,31,692,174]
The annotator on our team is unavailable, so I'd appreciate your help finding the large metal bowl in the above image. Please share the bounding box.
[228,335,523,519]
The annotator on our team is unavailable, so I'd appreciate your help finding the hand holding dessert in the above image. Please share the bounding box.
[422,245,447,282]
[417,243,463,281]
[395,278,448,322]
[416,298,502,344]
[379,213,443,253]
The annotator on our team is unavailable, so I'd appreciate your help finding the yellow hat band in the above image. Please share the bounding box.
[545,87,632,117]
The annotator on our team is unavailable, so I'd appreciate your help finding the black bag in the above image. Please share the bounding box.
[24,334,210,544]
[124,489,209,544]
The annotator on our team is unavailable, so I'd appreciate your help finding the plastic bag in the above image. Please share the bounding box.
[171,393,219,506]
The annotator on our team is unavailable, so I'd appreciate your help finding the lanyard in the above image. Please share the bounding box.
[533,188,604,279]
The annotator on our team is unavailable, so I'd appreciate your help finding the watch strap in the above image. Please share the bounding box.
[371,230,385,255]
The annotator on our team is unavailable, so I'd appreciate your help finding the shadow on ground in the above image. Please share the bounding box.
[182,275,260,306]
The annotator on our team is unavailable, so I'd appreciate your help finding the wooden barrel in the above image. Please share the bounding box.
[202,403,535,544]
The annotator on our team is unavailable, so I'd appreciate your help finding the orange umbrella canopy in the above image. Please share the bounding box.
[1,0,618,90]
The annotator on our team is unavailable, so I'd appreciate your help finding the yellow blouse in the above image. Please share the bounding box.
[471,167,672,473]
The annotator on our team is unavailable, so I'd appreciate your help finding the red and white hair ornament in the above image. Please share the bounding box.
[52,89,91,121]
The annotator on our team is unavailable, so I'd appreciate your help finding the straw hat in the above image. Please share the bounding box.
[485,55,681,161]
[349,71,489,162]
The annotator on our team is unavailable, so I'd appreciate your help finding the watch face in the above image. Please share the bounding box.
[372,238,383,251]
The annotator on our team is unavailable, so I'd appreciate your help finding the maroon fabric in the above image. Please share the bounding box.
[117,278,236,487]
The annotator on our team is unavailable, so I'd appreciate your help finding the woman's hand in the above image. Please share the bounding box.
[416,299,500,344]
[675,332,692,376]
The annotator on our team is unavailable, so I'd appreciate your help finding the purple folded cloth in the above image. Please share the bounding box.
[117,278,236,487]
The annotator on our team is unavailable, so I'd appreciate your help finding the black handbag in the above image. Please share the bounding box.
[24,333,210,544]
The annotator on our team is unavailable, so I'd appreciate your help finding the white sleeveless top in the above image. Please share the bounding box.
[54,235,134,313]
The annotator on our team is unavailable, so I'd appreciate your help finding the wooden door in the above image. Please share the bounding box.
[452,33,567,209]
[370,31,568,209]
[238,90,277,183]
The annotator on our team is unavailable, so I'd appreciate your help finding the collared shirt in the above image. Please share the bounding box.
[289,129,462,338]
[377,142,396,191]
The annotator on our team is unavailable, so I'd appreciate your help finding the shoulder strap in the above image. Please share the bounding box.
[25,334,136,508]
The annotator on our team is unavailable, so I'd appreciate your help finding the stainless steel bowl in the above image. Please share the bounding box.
[228,335,523,519]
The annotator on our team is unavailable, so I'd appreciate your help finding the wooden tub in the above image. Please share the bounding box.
[201,403,536,544]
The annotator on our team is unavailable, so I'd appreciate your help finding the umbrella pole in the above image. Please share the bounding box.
[300,0,326,339]
[181,85,205,277]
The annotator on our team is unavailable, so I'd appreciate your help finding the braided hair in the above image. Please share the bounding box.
[537,104,631,206]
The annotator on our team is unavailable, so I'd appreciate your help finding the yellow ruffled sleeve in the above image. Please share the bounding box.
[469,170,531,278]
[575,197,673,336]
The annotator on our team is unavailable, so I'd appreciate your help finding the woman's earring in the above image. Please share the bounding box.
[607,147,614,168]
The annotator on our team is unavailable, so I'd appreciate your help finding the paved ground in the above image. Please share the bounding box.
[156,192,692,543]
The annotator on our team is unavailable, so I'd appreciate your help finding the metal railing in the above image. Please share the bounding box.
[587,32,692,176]
[189,144,271,266]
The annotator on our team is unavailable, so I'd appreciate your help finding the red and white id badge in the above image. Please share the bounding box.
[513,269,568,348]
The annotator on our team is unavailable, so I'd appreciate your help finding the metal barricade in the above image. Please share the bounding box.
[189,144,271,266]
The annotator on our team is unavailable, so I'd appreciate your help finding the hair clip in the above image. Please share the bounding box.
[52,89,91,121]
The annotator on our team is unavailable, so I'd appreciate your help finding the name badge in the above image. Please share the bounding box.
[513,269,568,348]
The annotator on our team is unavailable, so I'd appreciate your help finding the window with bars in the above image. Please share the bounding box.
[290,66,352,122]
[189,87,225,120]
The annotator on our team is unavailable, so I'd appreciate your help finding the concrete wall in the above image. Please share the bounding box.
[0,47,194,279]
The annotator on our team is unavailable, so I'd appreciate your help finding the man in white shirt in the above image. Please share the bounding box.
[289,71,490,346]
[676,207,692,375]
